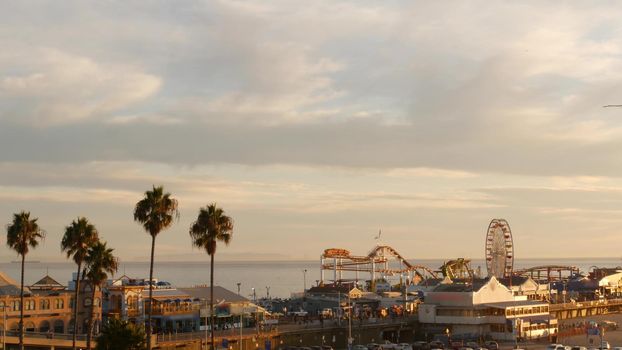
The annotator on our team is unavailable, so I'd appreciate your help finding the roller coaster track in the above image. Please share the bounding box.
[321,245,438,280]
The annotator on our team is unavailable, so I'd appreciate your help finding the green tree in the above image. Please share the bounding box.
[61,217,99,350]
[189,204,233,350]
[134,185,178,350]
[6,211,45,350]
[96,318,146,350]
[85,241,119,350]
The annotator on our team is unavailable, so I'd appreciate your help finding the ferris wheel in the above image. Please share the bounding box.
[485,219,514,278]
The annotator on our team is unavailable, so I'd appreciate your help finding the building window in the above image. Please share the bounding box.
[84,298,92,307]
[54,299,64,309]
[40,299,50,310]
[25,300,35,311]
[11,301,20,311]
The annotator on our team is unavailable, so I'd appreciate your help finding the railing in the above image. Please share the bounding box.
[2,331,88,341]
[550,298,622,311]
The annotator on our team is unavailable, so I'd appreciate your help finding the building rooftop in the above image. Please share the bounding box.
[432,279,489,293]
[178,286,249,304]
[142,288,192,300]
[30,275,65,290]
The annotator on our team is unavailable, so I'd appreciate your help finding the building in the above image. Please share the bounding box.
[179,286,261,331]
[103,275,145,323]
[418,276,556,341]
[498,276,551,301]
[0,272,101,333]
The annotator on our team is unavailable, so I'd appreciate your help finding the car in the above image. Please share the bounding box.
[483,342,498,350]
[321,346,334,350]
[465,342,481,350]
[400,344,413,350]
[546,345,563,350]
[412,342,430,350]
[572,347,588,350]
[600,342,611,350]
[353,346,368,350]
[367,344,380,350]
[429,341,445,350]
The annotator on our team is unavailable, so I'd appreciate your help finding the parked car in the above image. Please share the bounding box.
[547,344,564,350]
[483,342,498,350]
[412,341,430,350]
[572,346,588,350]
[429,341,445,350]
[450,341,464,350]
[599,342,611,350]
[367,344,380,350]
[465,342,481,350]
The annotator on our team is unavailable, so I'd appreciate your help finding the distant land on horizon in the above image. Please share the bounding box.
[2,255,621,264]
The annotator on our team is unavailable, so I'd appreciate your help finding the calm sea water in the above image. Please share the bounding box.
[1,258,620,299]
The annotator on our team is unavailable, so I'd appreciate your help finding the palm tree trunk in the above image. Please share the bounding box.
[147,234,156,350]
[19,254,24,350]
[86,282,97,350]
[72,262,82,350]
[210,252,215,350]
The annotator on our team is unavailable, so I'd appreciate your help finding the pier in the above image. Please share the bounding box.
[154,317,418,350]
[550,299,622,320]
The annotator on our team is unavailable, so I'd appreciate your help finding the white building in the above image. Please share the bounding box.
[418,276,556,341]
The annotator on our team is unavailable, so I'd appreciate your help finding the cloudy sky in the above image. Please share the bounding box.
[2,1,622,262]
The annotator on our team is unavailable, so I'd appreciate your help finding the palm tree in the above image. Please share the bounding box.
[61,217,99,350]
[84,241,119,350]
[134,185,178,350]
[6,211,45,350]
[189,204,233,350]
[96,318,146,350]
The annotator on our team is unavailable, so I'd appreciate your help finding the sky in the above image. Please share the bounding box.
[2,1,622,262]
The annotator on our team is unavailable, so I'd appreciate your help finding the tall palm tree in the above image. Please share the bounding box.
[6,211,45,350]
[134,185,178,350]
[84,240,119,350]
[189,204,233,350]
[61,217,99,350]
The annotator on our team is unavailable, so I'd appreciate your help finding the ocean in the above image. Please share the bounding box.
[1,257,620,299]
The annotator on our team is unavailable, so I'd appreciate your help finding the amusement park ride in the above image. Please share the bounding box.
[319,218,581,287]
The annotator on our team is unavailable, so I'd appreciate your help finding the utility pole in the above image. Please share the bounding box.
[237,282,241,296]
[303,269,307,297]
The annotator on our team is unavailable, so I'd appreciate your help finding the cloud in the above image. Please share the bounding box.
[0,48,161,125]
